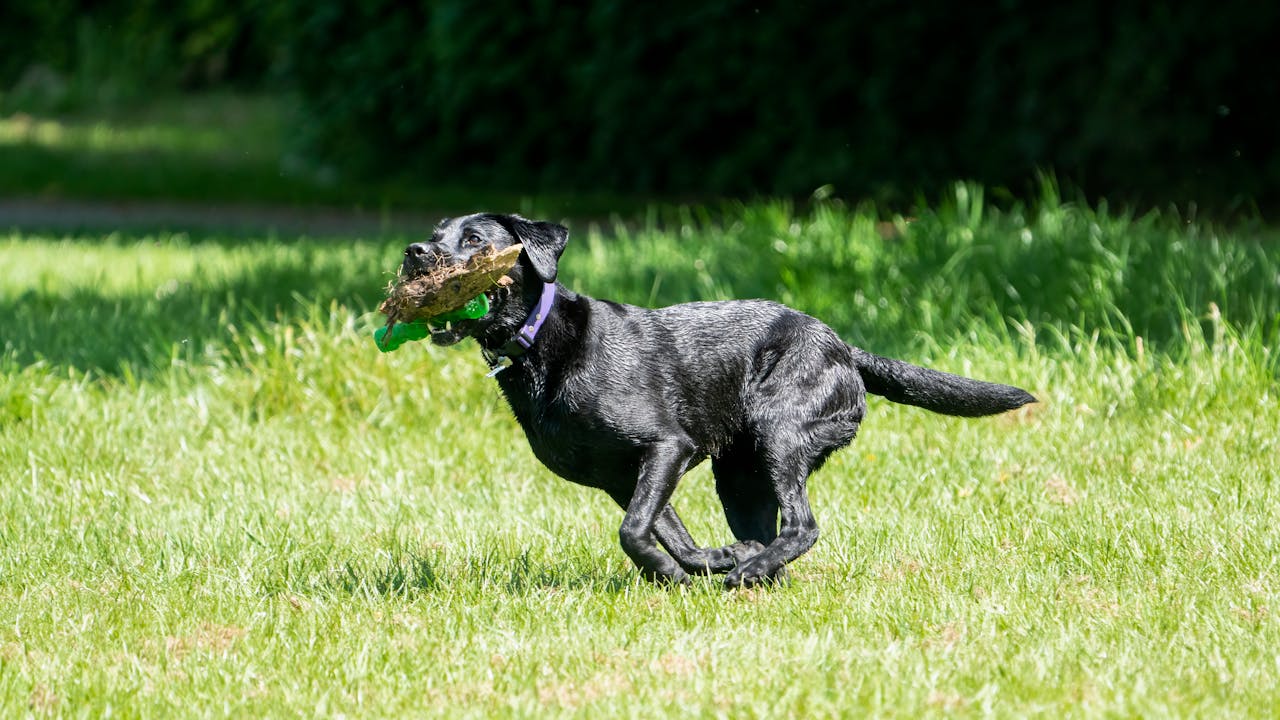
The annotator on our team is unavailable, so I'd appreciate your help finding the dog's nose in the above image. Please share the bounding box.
[403,242,450,274]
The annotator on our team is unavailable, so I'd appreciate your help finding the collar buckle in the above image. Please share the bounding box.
[515,326,538,350]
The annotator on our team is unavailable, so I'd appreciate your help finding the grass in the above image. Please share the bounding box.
[2,192,1279,717]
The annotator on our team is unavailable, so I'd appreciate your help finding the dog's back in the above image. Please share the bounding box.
[592,297,1032,419]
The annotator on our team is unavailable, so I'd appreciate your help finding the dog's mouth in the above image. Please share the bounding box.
[398,250,518,347]
[424,284,509,346]
[402,253,447,281]
[427,320,474,347]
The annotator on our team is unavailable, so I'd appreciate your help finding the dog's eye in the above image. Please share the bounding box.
[464,233,482,246]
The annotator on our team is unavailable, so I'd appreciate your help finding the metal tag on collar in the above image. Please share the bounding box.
[485,356,513,377]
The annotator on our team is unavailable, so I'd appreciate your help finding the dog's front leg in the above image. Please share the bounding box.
[605,494,758,576]
[616,443,696,586]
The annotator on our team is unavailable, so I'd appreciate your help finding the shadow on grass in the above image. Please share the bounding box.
[10,204,1276,380]
[2,233,402,377]
[321,549,635,598]
[2,235,937,380]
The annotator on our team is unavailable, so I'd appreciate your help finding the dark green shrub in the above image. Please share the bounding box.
[281,0,1279,204]
[0,0,285,109]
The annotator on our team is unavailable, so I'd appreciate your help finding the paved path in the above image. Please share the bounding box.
[0,197,444,238]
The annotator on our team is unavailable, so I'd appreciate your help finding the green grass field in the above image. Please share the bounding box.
[2,192,1279,717]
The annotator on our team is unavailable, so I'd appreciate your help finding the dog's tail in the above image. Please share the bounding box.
[851,348,1036,417]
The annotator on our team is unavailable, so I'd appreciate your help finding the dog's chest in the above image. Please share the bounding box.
[521,408,644,491]
[498,373,645,489]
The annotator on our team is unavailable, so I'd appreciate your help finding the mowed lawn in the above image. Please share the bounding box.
[2,195,1278,717]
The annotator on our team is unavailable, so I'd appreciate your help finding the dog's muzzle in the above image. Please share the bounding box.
[402,242,451,278]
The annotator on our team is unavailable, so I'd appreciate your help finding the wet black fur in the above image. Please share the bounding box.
[402,214,1036,588]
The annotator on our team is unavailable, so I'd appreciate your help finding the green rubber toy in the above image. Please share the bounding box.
[374,319,430,352]
[374,293,490,352]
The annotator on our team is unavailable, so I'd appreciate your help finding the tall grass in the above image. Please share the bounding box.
[577,184,1280,357]
[2,190,1278,716]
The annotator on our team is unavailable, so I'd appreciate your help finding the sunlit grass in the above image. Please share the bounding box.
[0,92,279,157]
[0,114,228,154]
[0,92,651,216]
[2,197,1278,716]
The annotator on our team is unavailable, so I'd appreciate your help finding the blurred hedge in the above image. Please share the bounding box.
[281,0,1279,204]
[4,0,1277,204]
[0,0,284,108]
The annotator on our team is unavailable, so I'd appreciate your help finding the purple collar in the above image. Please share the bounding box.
[498,282,557,358]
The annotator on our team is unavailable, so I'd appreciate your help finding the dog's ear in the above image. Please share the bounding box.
[498,214,568,283]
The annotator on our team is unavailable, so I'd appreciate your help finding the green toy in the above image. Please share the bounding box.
[373,319,430,352]
[374,293,490,352]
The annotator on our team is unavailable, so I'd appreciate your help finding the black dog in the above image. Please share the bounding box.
[402,214,1035,588]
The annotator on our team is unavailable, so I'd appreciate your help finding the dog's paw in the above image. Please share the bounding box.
[725,540,767,564]
[674,541,768,575]
[724,560,789,590]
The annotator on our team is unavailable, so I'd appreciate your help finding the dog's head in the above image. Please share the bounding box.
[401,213,568,346]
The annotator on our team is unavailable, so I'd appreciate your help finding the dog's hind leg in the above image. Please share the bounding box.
[718,413,850,588]
[701,450,782,578]
[713,451,780,547]
[723,452,820,589]
[720,336,863,588]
